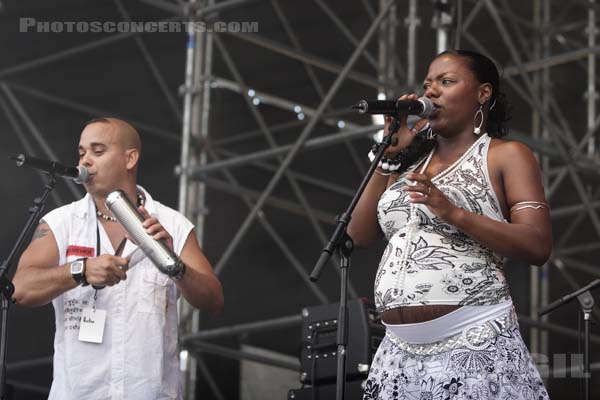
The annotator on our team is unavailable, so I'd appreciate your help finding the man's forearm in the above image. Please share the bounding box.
[13,264,77,306]
[175,266,224,316]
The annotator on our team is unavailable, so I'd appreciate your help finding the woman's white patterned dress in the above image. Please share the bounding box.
[365,134,550,400]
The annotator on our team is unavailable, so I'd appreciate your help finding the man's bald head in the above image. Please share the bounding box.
[84,117,141,154]
[79,117,142,196]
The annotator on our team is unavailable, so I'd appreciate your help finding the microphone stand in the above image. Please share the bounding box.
[538,278,600,400]
[309,118,402,400]
[0,175,57,400]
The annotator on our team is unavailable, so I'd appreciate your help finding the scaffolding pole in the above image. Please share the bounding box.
[587,0,598,157]
[177,0,213,398]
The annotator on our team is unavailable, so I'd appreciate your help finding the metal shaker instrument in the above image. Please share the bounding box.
[105,190,185,278]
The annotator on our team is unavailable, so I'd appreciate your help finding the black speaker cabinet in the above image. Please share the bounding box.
[299,299,384,385]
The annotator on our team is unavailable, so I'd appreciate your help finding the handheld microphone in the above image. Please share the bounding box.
[352,96,435,117]
[11,154,89,184]
[105,190,185,279]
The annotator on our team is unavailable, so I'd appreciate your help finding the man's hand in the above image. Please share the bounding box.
[85,255,128,287]
[138,205,174,250]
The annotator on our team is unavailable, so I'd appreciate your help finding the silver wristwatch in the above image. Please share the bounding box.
[70,258,89,286]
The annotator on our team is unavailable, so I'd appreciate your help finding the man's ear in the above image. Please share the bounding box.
[478,83,493,105]
[125,148,139,171]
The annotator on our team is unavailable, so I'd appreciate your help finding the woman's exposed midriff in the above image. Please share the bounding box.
[381,304,462,325]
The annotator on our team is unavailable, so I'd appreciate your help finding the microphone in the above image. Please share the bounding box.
[105,190,186,279]
[352,96,435,117]
[11,154,89,184]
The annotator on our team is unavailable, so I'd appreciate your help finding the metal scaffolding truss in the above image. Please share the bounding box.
[0,0,599,398]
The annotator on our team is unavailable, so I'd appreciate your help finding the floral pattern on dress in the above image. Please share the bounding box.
[408,237,457,270]
[375,135,511,312]
[363,326,550,400]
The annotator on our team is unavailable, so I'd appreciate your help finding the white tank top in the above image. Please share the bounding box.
[375,134,511,313]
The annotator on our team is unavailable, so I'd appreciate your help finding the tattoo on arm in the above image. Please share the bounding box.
[32,222,49,241]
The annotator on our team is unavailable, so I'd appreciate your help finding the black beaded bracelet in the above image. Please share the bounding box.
[367,143,402,172]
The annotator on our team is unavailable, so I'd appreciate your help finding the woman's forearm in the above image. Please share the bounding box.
[447,207,552,266]
[347,171,394,247]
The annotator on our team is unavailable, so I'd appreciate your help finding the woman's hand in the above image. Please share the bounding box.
[402,172,458,222]
[382,94,430,158]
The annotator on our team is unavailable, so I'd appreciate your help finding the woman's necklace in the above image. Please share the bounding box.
[96,193,145,222]
[428,134,487,183]
[393,134,488,295]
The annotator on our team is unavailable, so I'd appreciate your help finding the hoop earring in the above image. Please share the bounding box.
[473,104,484,135]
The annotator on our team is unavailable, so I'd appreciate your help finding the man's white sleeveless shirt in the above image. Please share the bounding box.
[43,186,193,400]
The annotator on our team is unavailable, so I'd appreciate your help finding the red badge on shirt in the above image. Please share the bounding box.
[66,245,95,258]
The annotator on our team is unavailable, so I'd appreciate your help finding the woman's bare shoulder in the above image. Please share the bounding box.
[489,137,532,152]
[488,138,537,165]
[486,139,543,192]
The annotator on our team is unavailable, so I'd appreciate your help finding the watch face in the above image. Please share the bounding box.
[71,260,84,274]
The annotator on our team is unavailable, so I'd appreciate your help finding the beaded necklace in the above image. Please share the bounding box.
[393,134,488,295]
[96,193,145,222]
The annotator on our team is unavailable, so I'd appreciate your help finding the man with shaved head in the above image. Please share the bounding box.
[13,117,224,400]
